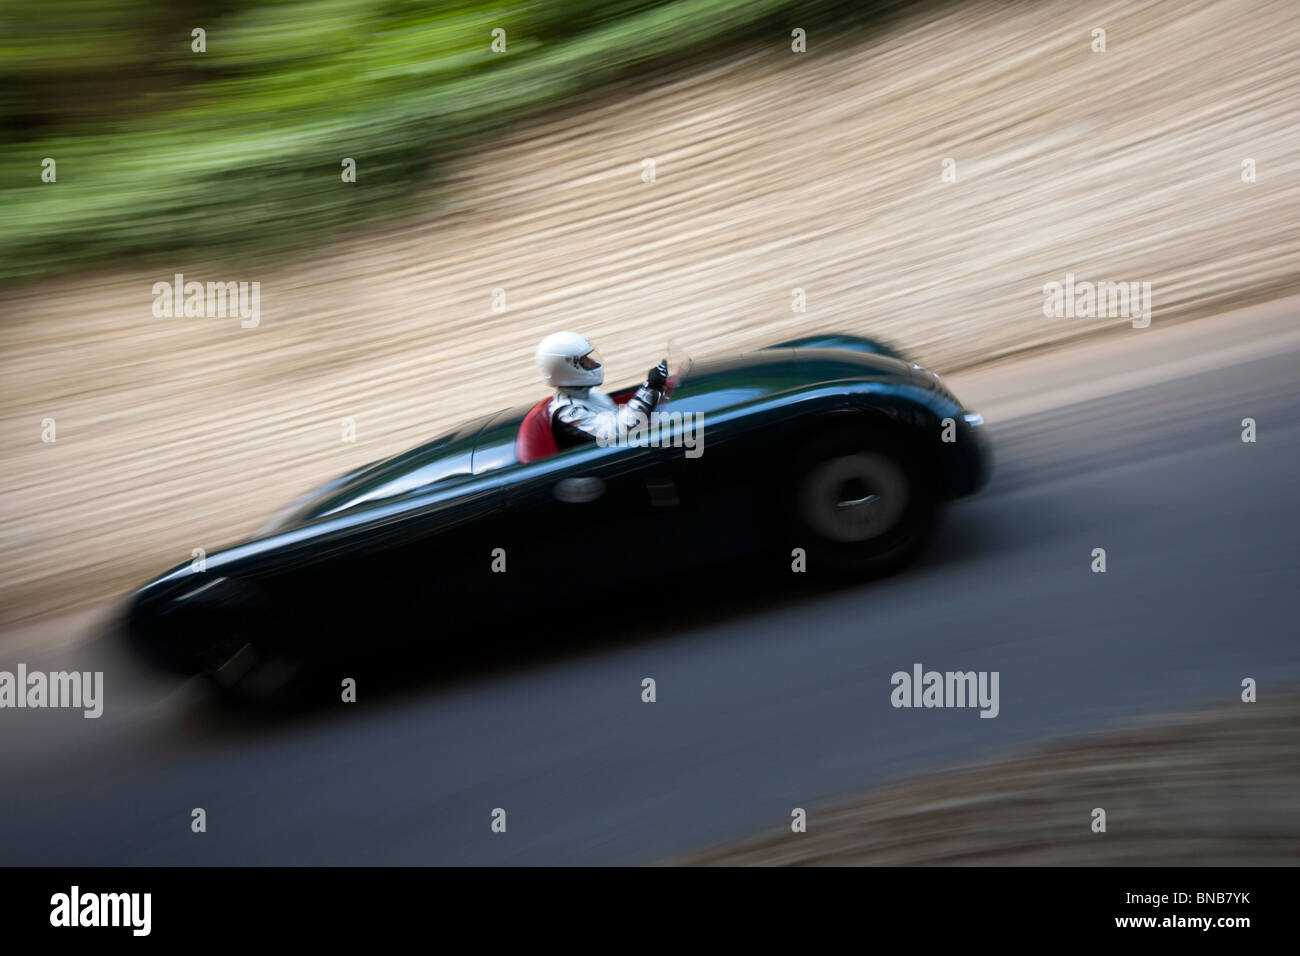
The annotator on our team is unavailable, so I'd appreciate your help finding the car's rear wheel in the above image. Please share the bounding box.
[783,426,940,580]
[181,603,305,707]
[204,639,304,705]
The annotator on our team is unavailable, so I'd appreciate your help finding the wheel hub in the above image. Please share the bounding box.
[800,453,909,543]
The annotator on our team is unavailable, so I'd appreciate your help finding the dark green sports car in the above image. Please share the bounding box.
[121,335,990,692]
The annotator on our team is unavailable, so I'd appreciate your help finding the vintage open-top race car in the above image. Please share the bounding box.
[120,335,990,693]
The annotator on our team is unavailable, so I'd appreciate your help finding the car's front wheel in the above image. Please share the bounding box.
[784,429,940,580]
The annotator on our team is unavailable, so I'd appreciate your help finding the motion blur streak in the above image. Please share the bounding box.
[2,0,1299,867]
[0,308,1296,864]
[3,0,1300,628]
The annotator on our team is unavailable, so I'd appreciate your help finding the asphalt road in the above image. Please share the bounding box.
[2,315,1298,865]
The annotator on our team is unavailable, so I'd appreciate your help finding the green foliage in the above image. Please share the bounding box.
[1,0,892,283]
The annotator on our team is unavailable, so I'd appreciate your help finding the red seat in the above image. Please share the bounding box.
[515,388,640,463]
[516,397,559,463]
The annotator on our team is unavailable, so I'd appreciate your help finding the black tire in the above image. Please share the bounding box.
[781,424,941,580]
[182,601,306,707]
[203,639,305,707]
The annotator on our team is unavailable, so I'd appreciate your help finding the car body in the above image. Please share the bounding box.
[120,335,990,684]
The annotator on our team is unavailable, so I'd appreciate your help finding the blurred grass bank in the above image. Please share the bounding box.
[1,0,896,283]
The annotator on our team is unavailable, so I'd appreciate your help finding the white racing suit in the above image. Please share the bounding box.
[549,381,663,450]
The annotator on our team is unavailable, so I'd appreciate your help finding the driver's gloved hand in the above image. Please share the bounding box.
[646,360,669,391]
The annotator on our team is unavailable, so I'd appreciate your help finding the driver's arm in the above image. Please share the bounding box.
[618,360,669,429]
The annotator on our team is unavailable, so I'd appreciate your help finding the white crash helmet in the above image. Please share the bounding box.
[535,331,604,388]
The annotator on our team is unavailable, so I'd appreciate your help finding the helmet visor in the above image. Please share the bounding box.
[576,348,602,372]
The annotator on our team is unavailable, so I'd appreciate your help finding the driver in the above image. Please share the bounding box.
[534,331,669,449]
